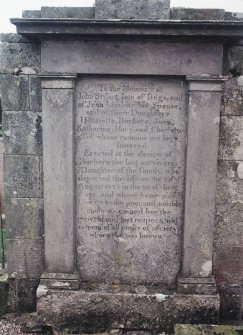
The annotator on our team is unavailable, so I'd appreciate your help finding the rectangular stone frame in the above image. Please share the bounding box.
[39,72,223,292]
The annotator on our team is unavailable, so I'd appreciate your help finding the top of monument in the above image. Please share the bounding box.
[10,0,243,41]
[20,4,243,22]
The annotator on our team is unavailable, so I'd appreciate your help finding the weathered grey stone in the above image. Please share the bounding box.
[0,75,29,111]
[5,198,44,240]
[214,160,243,320]
[170,8,225,20]
[42,40,222,76]
[4,155,43,198]
[42,84,75,274]
[214,160,243,284]
[3,111,42,154]
[75,76,186,286]
[227,46,243,75]
[0,42,40,74]
[22,10,41,18]
[178,277,217,295]
[8,238,44,279]
[29,75,42,112]
[95,0,170,20]
[182,81,222,278]
[222,77,243,115]
[219,116,243,160]
[225,12,243,21]
[0,139,4,213]
[218,284,243,320]
[37,291,219,333]
[41,7,95,19]
[175,324,243,335]
[8,278,40,313]
[0,33,30,43]
[0,270,8,316]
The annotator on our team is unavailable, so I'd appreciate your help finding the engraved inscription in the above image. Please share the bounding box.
[75,77,187,285]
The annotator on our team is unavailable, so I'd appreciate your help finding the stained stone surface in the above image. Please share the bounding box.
[75,76,187,285]
[0,42,40,74]
[175,324,243,335]
[0,75,29,111]
[6,198,44,240]
[4,155,43,198]
[41,7,95,19]
[3,111,42,155]
[37,291,219,333]
[170,8,225,20]
[219,116,243,160]
[221,77,243,116]
[95,0,170,20]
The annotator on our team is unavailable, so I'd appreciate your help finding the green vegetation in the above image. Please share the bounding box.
[0,228,7,269]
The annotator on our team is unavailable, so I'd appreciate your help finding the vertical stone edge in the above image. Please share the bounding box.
[38,74,79,291]
[178,76,224,295]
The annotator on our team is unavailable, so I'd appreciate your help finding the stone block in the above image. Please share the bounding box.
[41,7,95,19]
[221,77,243,116]
[95,0,170,20]
[3,111,42,155]
[37,291,219,333]
[219,116,243,160]
[175,324,243,335]
[0,140,4,213]
[218,284,243,320]
[214,160,243,291]
[29,75,42,112]
[0,270,8,316]
[42,40,222,76]
[215,160,243,250]
[170,8,225,20]
[4,155,43,198]
[22,10,41,18]
[225,12,243,21]
[0,33,30,43]
[8,278,40,312]
[0,75,29,111]
[227,46,243,76]
[0,42,40,74]
[5,198,44,240]
[8,238,44,279]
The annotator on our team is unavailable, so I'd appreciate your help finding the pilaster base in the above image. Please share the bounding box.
[39,272,80,291]
[178,277,217,295]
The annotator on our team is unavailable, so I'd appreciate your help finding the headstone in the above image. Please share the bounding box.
[5,2,243,333]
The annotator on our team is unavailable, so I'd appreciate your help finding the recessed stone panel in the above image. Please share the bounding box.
[75,76,187,286]
[42,41,223,76]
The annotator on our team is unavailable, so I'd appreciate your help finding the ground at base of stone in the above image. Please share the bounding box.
[0,320,42,335]
[0,315,53,335]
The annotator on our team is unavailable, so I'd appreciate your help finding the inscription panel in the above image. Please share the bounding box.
[75,76,187,285]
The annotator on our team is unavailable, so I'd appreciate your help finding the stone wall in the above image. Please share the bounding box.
[0,4,243,322]
[214,43,243,320]
[0,34,44,312]
[0,138,4,214]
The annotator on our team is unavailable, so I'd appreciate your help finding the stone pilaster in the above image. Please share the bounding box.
[178,76,224,294]
[39,74,79,289]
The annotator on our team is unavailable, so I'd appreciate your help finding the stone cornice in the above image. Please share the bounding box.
[10,18,243,41]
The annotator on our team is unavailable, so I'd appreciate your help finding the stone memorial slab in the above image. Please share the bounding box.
[75,76,187,286]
